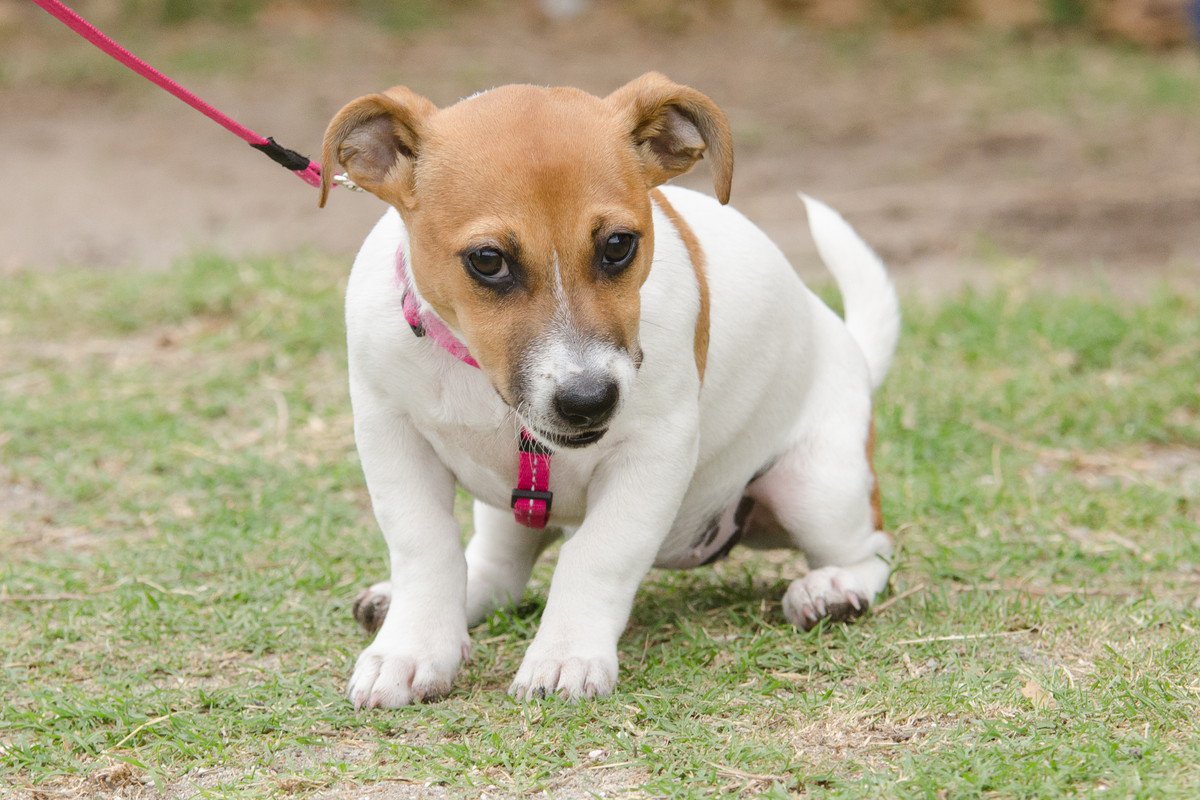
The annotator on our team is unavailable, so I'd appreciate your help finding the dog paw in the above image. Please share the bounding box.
[348,637,467,709]
[351,581,391,634]
[783,566,870,632]
[509,649,617,702]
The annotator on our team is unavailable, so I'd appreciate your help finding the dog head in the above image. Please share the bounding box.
[320,73,732,447]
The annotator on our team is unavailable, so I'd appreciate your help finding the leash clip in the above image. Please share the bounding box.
[333,173,365,192]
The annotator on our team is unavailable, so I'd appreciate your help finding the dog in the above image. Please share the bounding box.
[318,72,900,708]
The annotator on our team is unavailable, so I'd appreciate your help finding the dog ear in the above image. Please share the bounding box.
[319,86,437,209]
[607,72,734,204]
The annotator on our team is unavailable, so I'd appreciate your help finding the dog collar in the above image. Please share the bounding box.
[396,246,552,529]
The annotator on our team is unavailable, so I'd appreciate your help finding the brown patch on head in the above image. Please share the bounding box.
[320,74,733,406]
[650,188,710,382]
[867,418,884,532]
[406,85,655,402]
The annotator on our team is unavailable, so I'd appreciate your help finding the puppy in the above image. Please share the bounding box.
[319,73,900,707]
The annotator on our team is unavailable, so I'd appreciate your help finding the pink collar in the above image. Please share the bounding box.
[396,247,551,529]
[399,268,479,369]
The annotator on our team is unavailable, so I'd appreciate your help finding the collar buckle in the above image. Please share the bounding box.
[510,488,553,515]
[511,488,553,528]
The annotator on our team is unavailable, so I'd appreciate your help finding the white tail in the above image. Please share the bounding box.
[800,193,900,391]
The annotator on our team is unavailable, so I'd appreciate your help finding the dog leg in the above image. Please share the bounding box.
[353,502,560,633]
[749,419,893,632]
[465,500,560,626]
[346,406,469,709]
[509,419,699,701]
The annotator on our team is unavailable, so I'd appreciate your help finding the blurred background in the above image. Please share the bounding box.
[3,0,1198,296]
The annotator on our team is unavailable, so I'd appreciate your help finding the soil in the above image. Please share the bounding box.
[4,3,1199,297]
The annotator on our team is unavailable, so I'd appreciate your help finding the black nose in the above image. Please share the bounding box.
[554,377,619,428]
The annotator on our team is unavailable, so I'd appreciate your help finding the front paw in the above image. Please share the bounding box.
[348,637,468,709]
[509,646,617,702]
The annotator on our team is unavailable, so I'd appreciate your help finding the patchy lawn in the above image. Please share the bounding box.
[1,255,1198,799]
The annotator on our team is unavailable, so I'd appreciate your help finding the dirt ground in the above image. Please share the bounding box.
[3,1,1199,298]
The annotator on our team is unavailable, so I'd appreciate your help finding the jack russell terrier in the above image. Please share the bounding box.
[318,72,900,708]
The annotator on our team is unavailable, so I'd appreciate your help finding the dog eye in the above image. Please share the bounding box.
[600,233,638,273]
[465,247,511,283]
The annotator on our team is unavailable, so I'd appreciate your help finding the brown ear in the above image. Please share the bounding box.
[606,72,734,204]
[318,86,437,209]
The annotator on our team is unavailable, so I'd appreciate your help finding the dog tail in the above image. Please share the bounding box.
[800,193,900,391]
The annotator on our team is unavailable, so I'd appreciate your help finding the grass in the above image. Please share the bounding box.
[1,254,1198,799]
[118,0,458,31]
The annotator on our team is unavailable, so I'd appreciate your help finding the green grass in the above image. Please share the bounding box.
[116,0,459,30]
[1,255,1198,799]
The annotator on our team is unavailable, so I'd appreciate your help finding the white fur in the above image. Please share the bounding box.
[800,194,900,390]
[344,187,899,706]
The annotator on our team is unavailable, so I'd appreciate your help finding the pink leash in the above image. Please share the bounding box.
[30,0,325,189]
[32,0,551,529]
[397,250,554,530]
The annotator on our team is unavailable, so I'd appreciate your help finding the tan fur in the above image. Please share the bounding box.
[867,419,884,531]
[606,73,734,204]
[319,87,437,210]
[650,188,710,382]
[320,74,732,404]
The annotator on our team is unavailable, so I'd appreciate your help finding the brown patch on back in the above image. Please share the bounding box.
[867,418,884,531]
[650,188,710,382]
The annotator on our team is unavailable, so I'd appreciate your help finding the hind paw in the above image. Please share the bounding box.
[352,581,391,634]
[783,567,870,631]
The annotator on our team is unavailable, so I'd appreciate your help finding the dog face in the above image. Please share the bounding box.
[321,73,732,447]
